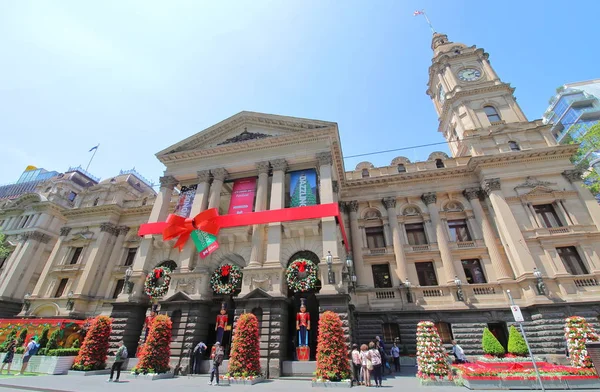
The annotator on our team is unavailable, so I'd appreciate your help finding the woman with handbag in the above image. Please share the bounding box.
[369,341,383,387]
[359,344,371,387]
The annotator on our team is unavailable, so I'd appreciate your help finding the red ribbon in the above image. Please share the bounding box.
[297,261,307,273]
[221,265,231,277]
[154,269,163,279]
[138,203,349,252]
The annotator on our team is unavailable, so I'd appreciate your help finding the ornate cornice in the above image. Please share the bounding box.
[218,130,272,145]
[316,151,333,166]
[100,222,119,236]
[21,231,51,244]
[563,169,583,183]
[256,161,270,175]
[59,227,72,237]
[482,178,501,195]
[421,192,437,205]
[382,197,397,209]
[117,226,130,236]
[270,159,288,172]
[463,188,482,200]
[197,170,211,183]
[159,175,178,189]
[211,168,229,182]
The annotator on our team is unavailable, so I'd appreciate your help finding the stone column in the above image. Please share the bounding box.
[554,200,573,226]
[422,193,457,283]
[13,232,50,300]
[382,197,408,283]
[95,226,130,298]
[479,57,499,81]
[32,227,71,297]
[564,170,600,230]
[266,159,287,266]
[345,201,371,286]
[444,64,460,88]
[208,168,228,210]
[317,152,339,293]
[464,188,513,281]
[466,211,482,240]
[249,162,270,267]
[149,176,178,223]
[483,178,536,276]
[179,170,211,272]
[73,223,117,296]
[0,232,49,299]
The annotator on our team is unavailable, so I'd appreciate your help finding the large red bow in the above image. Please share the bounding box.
[297,261,307,273]
[221,265,231,277]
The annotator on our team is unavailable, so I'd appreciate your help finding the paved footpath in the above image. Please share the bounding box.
[0,370,598,392]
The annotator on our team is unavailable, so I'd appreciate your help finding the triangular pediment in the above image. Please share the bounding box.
[240,288,273,299]
[157,111,336,157]
[162,291,193,302]
[525,185,556,195]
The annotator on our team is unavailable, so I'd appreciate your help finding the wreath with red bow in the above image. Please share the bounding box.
[286,259,318,293]
[210,264,243,295]
[144,267,173,299]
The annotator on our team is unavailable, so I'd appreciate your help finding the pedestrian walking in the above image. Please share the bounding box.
[107,341,128,382]
[391,342,401,372]
[360,344,371,387]
[451,339,468,364]
[369,342,383,387]
[16,337,39,376]
[209,341,224,386]
[351,344,361,385]
[0,339,17,374]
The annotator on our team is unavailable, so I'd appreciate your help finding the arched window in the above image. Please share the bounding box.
[483,106,501,122]
[508,141,520,151]
[397,164,406,173]
[435,159,444,168]
[362,168,370,178]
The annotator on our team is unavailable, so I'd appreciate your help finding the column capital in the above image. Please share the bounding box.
[211,168,229,181]
[563,169,584,183]
[25,231,51,244]
[256,161,270,174]
[59,227,72,237]
[482,178,501,195]
[421,192,437,205]
[270,159,288,172]
[463,187,483,200]
[382,197,397,210]
[159,175,178,189]
[197,170,211,183]
[100,222,118,236]
[343,200,359,213]
[117,226,130,236]
[316,151,333,166]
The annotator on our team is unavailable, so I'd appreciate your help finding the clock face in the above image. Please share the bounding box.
[458,68,482,82]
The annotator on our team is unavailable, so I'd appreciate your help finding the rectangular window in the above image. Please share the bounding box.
[372,264,393,288]
[124,248,137,266]
[557,247,589,275]
[366,227,386,249]
[435,322,454,344]
[68,191,77,202]
[533,204,562,228]
[69,247,83,265]
[406,223,427,245]
[462,259,487,284]
[416,262,438,286]
[382,323,400,344]
[448,219,472,242]
[112,279,125,299]
[54,278,68,298]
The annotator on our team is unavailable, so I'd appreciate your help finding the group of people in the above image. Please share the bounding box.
[0,336,40,376]
[351,336,397,388]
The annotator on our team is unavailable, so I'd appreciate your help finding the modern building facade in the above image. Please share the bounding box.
[1,33,600,376]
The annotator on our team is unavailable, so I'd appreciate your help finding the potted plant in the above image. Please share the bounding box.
[227,313,263,385]
[132,314,174,380]
[312,311,351,388]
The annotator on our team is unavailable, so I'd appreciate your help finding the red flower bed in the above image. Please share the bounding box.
[315,311,351,381]
[135,315,172,374]
[455,362,598,380]
[228,313,261,377]
[71,316,112,371]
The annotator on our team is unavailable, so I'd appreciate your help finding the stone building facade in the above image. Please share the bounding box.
[1,32,600,375]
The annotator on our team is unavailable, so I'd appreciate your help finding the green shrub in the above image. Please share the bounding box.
[46,330,60,351]
[38,348,48,356]
[482,328,505,356]
[38,327,50,349]
[507,325,528,356]
[0,330,18,352]
[72,339,80,349]
[47,348,80,357]
[15,347,25,354]
[17,328,28,347]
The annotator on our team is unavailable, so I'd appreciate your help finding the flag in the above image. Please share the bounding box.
[88,144,99,152]
[414,10,424,16]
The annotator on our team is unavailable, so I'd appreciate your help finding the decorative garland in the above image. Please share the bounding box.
[144,267,172,299]
[211,264,242,295]
[286,259,318,293]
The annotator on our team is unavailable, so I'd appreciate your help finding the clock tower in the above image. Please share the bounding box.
[426,33,529,157]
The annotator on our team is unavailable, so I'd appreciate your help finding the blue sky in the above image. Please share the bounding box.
[1,0,599,186]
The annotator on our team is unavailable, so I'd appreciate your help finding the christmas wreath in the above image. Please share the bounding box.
[144,267,173,299]
[286,259,318,293]
[211,264,242,295]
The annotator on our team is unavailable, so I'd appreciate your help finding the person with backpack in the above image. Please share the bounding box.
[17,336,39,376]
[191,341,207,374]
[209,342,224,386]
[107,341,128,382]
[0,339,17,374]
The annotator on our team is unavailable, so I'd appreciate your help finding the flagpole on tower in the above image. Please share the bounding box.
[414,10,435,34]
[86,144,99,172]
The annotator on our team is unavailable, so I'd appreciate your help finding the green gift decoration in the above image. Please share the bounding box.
[190,229,219,258]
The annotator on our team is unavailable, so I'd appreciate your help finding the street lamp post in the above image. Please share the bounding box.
[326,251,335,284]
[403,278,413,303]
[65,291,75,311]
[23,293,31,313]
[454,275,464,302]
[124,267,134,294]
[346,253,356,292]
[533,267,546,295]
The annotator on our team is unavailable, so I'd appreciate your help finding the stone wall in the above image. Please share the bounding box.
[109,303,147,356]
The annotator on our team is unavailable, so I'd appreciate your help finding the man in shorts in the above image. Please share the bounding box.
[17,337,39,375]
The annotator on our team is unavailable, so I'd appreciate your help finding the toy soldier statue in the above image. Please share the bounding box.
[296,298,310,361]
[215,302,228,344]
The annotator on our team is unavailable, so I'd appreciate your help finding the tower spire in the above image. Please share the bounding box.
[414,10,435,34]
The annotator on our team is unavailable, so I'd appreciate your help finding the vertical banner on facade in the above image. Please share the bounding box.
[174,184,197,218]
[289,169,318,207]
[228,178,257,215]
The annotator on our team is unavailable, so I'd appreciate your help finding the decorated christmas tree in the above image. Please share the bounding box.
[228,313,261,378]
[507,325,528,357]
[482,327,505,357]
[72,315,112,371]
[416,321,452,380]
[565,316,599,368]
[135,314,172,374]
[315,311,351,381]
[290,172,317,207]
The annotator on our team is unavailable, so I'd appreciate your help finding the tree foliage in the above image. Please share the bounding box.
[567,122,600,196]
[507,325,528,356]
[17,328,28,347]
[228,313,261,378]
[46,330,60,352]
[0,231,11,259]
[482,328,505,356]
[0,330,17,352]
[38,326,50,349]
[315,311,351,381]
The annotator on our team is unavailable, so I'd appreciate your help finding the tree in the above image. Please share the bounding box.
[0,231,11,259]
[482,328,505,357]
[72,315,112,371]
[567,122,600,196]
[507,325,528,357]
[416,321,451,379]
[72,339,80,349]
[228,313,261,378]
[46,330,60,352]
[315,311,351,381]
[135,314,172,374]
[565,316,599,368]
[0,330,17,352]
[17,328,28,347]
[38,326,50,349]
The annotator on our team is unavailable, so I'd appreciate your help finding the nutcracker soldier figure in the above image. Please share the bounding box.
[296,298,310,361]
[215,302,229,344]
